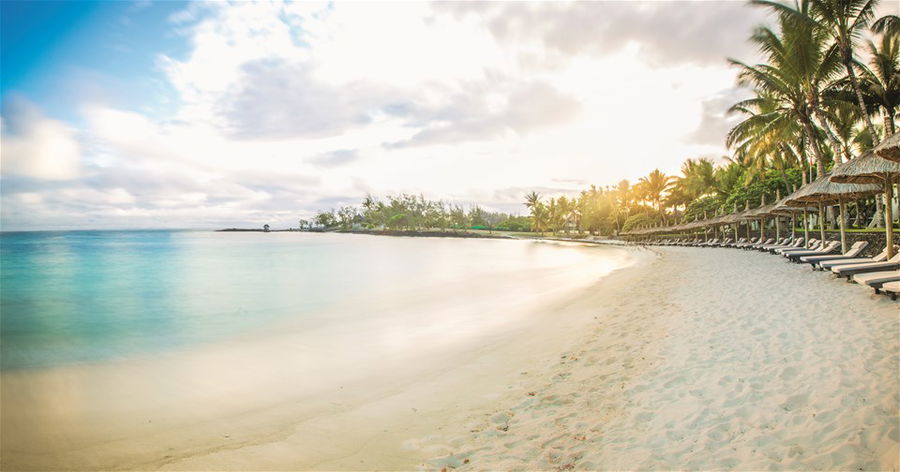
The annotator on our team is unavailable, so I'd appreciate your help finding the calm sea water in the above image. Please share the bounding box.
[0,231,630,370]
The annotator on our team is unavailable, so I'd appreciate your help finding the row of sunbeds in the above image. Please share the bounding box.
[645,236,900,300]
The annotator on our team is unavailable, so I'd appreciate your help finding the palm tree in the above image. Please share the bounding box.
[809,0,880,142]
[524,191,541,210]
[637,169,672,214]
[678,158,718,198]
[732,0,844,175]
[872,14,900,39]
[859,32,900,136]
[728,91,806,181]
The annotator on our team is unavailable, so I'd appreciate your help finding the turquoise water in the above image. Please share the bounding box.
[1,231,629,370]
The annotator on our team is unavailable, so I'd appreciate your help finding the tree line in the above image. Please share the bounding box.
[306,194,533,233]
[527,0,898,235]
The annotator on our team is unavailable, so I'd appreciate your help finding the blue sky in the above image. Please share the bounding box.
[8,1,888,231]
[2,0,189,122]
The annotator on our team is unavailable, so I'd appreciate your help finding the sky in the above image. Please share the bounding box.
[0,0,824,230]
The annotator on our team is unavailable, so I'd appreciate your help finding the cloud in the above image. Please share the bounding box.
[308,149,360,168]
[686,87,754,146]
[1,96,82,180]
[222,60,411,140]
[390,81,580,148]
[434,2,770,67]
[3,1,768,230]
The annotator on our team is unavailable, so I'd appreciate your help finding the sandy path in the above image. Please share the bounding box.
[425,246,899,471]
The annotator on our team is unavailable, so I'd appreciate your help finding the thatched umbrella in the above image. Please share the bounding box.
[787,173,882,254]
[720,209,749,241]
[830,150,900,258]
[744,202,777,241]
[772,193,817,246]
[873,132,900,163]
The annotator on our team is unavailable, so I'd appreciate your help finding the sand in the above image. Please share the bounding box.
[2,245,897,471]
[424,246,899,471]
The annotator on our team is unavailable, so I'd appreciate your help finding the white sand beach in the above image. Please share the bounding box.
[425,246,899,471]
[1,245,897,471]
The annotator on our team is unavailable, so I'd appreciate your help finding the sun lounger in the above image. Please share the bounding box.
[758,237,791,251]
[786,241,840,262]
[831,253,900,280]
[765,237,805,253]
[881,280,900,300]
[726,237,747,248]
[747,238,775,250]
[717,237,733,247]
[817,246,893,270]
[800,241,868,268]
[778,239,822,255]
[852,270,900,293]
[734,237,761,249]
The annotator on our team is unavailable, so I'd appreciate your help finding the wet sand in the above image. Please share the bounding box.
[0,244,649,470]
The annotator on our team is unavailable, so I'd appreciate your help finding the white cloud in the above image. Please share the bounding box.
[1,97,82,181]
[2,1,772,230]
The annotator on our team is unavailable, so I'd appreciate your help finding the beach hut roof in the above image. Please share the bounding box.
[743,203,777,218]
[785,173,881,204]
[873,132,900,163]
[720,210,749,224]
[769,186,819,213]
[829,150,900,184]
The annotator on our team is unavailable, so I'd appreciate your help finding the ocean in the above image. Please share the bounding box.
[0,230,633,371]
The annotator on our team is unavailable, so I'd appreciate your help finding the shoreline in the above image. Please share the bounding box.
[216,227,630,244]
[1,242,650,471]
[2,244,895,470]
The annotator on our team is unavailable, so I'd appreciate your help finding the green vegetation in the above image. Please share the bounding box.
[307,194,534,234]
[525,0,897,236]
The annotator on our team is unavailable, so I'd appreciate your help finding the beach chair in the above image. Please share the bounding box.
[747,238,775,250]
[800,241,868,268]
[700,238,720,247]
[881,280,900,300]
[764,237,804,253]
[778,239,821,255]
[717,237,733,247]
[852,270,900,294]
[786,241,840,262]
[734,237,760,249]
[727,237,747,248]
[757,237,790,251]
[818,246,892,270]
[831,253,900,280]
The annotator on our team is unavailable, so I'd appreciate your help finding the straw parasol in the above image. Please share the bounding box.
[787,173,882,253]
[830,150,900,258]
[770,193,817,241]
[873,132,900,163]
[741,203,776,240]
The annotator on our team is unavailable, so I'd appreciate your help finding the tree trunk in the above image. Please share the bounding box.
[869,196,884,228]
[803,211,810,248]
[884,108,896,138]
[844,54,879,145]
[801,117,827,178]
[813,107,846,165]
[838,200,847,254]
[817,203,826,245]
[886,180,895,259]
